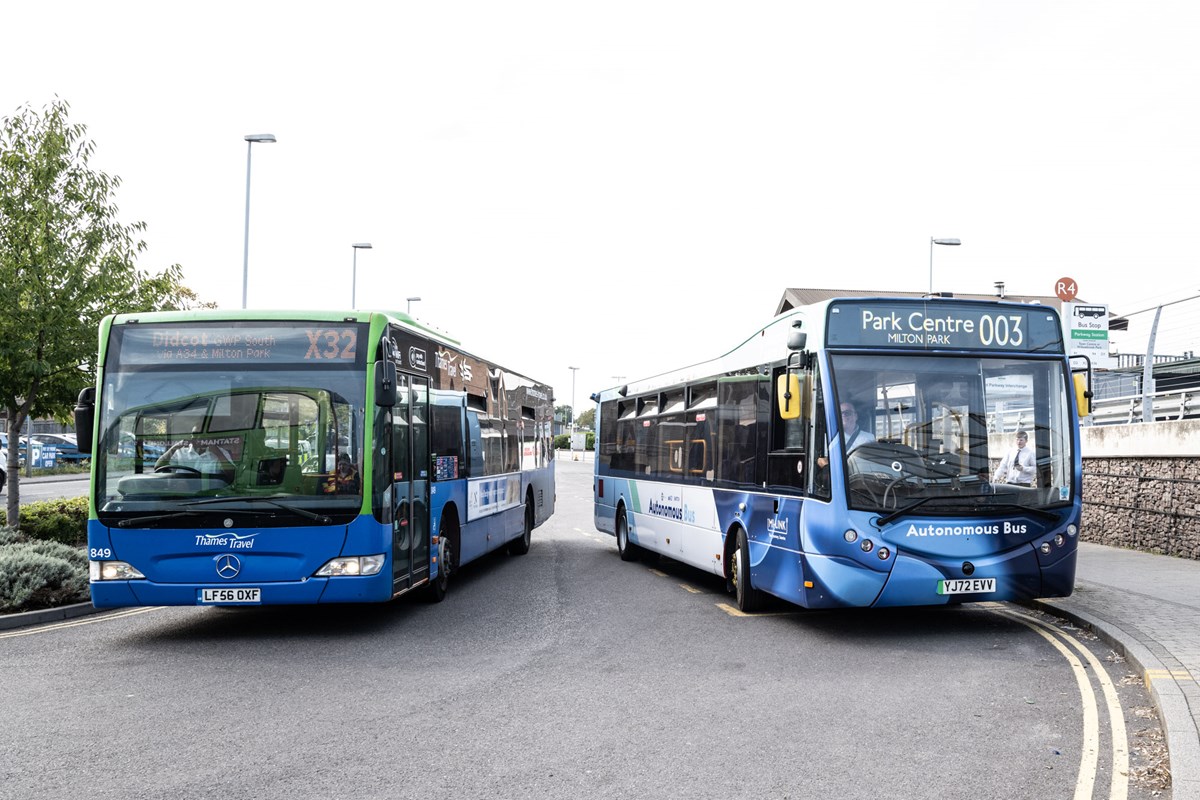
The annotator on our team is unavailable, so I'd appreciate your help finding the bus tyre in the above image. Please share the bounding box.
[428,522,455,603]
[509,499,533,555]
[733,529,766,613]
[616,508,639,562]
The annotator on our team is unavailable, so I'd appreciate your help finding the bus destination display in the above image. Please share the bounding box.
[826,300,1064,353]
[113,324,366,366]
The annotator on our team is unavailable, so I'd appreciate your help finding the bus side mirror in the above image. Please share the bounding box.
[74,387,96,454]
[375,361,398,407]
[777,373,802,420]
[787,327,807,352]
[1069,355,1092,418]
[1073,373,1091,417]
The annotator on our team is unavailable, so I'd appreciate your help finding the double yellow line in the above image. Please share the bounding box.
[990,605,1129,800]
[0,607,163,640]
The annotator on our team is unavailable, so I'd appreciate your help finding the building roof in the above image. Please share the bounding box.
[775,287,1065,316]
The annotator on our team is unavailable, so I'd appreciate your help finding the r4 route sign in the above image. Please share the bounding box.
[1055,277,1078,302]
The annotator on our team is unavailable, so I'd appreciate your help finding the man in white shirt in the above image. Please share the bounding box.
[819,401,876,469]
[156,427,234,475]
[993,429,1035,486]
[840,402,876,453]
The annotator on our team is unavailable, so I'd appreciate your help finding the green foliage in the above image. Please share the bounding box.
[576,407,595,430]
[0,527,88,613]
[18,496,88,546]
[0,98,207,526]
[585,433,595,451]
[554,434,570,450]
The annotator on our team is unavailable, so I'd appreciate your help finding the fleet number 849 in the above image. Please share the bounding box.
[90,548,113,559]
[979,315,1024,347]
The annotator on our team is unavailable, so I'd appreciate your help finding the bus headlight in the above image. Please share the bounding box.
[89,561,146,581]
[1054,534,1065,547]
[1066,524,1078,537]
[315,555,385,577]
[843,530,859,543]
[1040,543,1052,555]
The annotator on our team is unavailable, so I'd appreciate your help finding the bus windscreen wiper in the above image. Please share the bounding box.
[179,494,333,524]
[876,497,942,525]
[116,510,204,528]
[967,501,1059,523]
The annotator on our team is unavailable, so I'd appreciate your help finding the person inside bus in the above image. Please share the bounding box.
[817,401,875,469]
[993,429,1036,486]
[325,452,361,494]
[156,426,234,476]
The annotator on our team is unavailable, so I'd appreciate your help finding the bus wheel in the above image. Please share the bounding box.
[428,521,456,603]
[616,508,639,562]
[509,499,533,555]
[733,529,765,613]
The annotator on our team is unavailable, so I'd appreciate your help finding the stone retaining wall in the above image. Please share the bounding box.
[1079,419,1200,560]
[1082,457,1200,560]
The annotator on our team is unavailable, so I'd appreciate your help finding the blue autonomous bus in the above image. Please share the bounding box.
[594,296,1090,611]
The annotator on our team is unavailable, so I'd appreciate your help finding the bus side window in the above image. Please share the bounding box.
[809,365,831,500]
[767,366,808,492]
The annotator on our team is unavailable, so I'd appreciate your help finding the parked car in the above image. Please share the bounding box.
[0,434,42,467]
[32,432,87,463]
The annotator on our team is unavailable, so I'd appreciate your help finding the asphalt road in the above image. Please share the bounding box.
[2,473,89,505]
[0,459,1169,799]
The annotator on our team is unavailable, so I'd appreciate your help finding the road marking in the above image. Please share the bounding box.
[649,568,668,578]
[995,607,1128,800]
[714,603,796,618]
[679,583,702,594]
[1145,668,1194,683]
[0,606,163,639]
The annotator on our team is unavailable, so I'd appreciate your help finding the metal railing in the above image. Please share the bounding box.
[1086,388,1197,426]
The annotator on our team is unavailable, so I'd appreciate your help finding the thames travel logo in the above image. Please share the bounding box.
[195,532,259,549]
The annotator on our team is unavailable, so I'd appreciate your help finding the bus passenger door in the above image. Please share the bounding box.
[392,375,430,593]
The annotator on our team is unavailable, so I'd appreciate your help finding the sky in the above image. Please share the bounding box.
[4,1,1200,411]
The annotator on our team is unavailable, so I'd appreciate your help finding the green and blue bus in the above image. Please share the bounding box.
[594,296,1090,611]
[75,309,555,607]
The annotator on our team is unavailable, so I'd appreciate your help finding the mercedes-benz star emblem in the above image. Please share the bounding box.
[215,554,241,579]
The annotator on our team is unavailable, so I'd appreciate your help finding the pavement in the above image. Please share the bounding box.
[1,499,1196,794]
[1033,542,1200,798]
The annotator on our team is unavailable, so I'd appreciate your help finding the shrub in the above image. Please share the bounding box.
[18,497,88,546]
[553,434,570,450]
[0,529,89,613]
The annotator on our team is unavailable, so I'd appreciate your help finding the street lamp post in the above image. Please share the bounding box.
[242,133,277,309]
[568,366,579,437]
[406,296,421,316]
[929,237,961,296]
[351,243,372,309]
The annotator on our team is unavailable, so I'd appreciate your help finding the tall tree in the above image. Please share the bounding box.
[0,98,204,526]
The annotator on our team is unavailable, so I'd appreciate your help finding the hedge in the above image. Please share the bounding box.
[18,496,88,546]
[0,528,89,613]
